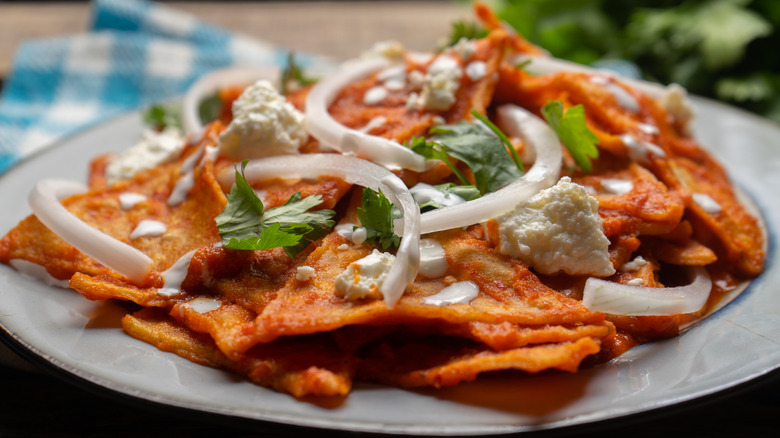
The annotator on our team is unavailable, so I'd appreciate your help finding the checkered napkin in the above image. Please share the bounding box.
[0,0,329,175]
[0,0,330,370]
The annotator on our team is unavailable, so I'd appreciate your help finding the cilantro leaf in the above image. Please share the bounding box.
[471,110,524,173]
[409,137,471,187]
[357,188,401,250]
[215,162,335,257]
[143,103,181,131]
[280,52,317,95]
[541,100,599,173]
[222,223,302,251]
[428,120,524,195]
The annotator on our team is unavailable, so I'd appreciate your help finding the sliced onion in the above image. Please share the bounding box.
[28,180,153,284]
[218,154,420,308]
[419,104,562,234]
[182,65,280,136]
[513,54,668,102]
[582,266,712,316]
[304,58,427,172]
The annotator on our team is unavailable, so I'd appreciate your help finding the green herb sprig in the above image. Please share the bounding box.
[541,100,600,173]
[356,188,401,250]
[215,161,335,257]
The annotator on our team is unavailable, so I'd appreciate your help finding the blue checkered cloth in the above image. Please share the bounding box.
[0,0,329,175]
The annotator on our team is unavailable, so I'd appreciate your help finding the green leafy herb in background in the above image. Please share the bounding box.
[476,0,779,124]
[280,52,317,95]
[215,161,335,257]
[441,20,490,49]
[357,188,401,250]
[541,100,599,173]
[198,93,223,125]
[143,103,181,131]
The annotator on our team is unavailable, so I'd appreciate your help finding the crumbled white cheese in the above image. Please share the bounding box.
[496,177,615,276]
[296,266,316,281]
[465,61,487,81]
[620,256,648,272]
[359,40,406,63]
[451,37,477,60]
[363,86,388,105]
[627,278,645,286]
[335,249,396,301]
[407,70,425,90]
[106,127,184,185]
[662,83,695,131]
[407,55,462,112]
[218,80,307,160]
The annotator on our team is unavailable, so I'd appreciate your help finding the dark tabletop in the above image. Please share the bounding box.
[1,350,777,438]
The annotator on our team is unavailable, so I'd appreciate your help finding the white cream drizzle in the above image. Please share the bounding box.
[418,238,448,278]
[693,193,723,214]
[118,192,147,210]
[9,259,70,288]
[422,281,479,306]
[590,76,640,113]
[335,223,368,245]
[351,227,368,244]
[600,178,634,195]
[620,134,666,163]
[410,182,466,208]
[168,146,205,207]
[158,249,197,297]
[130,220,167,239]
[637,123,659,136]
[185,297,222,314]
[359,116,387,133]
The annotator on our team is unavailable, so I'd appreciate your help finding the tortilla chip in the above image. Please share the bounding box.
[357,336,601,388]
[238,227,610,352]
[123,308,356,397]
[575,161,685,238]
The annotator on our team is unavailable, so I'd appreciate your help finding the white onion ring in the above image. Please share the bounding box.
[182,65,280,136]
[513,54,669,101]
[28,180,153,284]
[218,154,420,308]
[304,58,427,172]
[419,104,562,234]
[582,266,712,316]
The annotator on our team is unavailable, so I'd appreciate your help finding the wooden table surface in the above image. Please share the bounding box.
[0,1,778,437]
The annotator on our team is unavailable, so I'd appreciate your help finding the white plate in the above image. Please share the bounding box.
[0,98,778,436]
